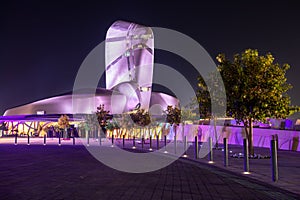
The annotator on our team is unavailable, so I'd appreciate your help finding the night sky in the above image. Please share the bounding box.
[0,1,299,115]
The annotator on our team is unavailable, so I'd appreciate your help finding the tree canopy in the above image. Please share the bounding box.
[58,114,70,130]
[198,49,298,154]
[165,105,181,125]
[217,49,297,126]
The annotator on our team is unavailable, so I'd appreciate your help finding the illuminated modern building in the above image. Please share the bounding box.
[0,21,179,135]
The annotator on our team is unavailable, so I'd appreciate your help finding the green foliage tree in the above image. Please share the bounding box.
[57,114,70,138]
[165,105,182,139]
[58,114,70,130]
[130,108,151,127]
[197,71,226,149]
[181,97,199,123]
[217,49,298,155]
[96,104,112,128]
[165,105,181,125]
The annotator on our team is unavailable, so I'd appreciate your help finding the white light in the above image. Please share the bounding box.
[208,161,214,164]
[182,154,188,158]
[139,87,151,92]
[243,171,251,174]
[149,148,153,151]
[132,146,136,149]
[164,151,168,154]
[36,110,45,115]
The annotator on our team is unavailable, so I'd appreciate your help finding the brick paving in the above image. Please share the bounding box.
[0,141,299,200]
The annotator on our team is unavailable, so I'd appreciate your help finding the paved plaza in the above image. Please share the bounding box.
[0,139,299,200]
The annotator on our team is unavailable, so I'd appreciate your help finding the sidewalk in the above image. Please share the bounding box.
[109,138,300,195]
[183,143,300,195]
[0,137,299,199]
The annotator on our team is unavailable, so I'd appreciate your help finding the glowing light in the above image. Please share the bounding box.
[132,146,136,149]
[149,148,153,151]
[182,154,188,158]
[243,171,251,174]
[208,161,214,164]
[164,151,168,154]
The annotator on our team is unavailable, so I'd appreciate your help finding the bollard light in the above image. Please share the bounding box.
[132,136,136,149]
[122,134,125,148]
[270,139,278,182]
[243,138,249,173]
[27,134,30,146]
[14,134,18,145]
[164,135,167,151]
[194,136,199,159]
[87,131,90,146]
[208,137,213,162]
[44,134,47,146]
[223,138,228,167]
[58,132,61,146]
[174,135,177,154]
[243,172,251,175]
[183,136,187,157]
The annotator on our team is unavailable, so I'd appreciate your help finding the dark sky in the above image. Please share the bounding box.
[0,1,299,115]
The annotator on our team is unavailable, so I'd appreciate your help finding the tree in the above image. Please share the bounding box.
[58,114,70,138]
[130,108,151,127]
[217,49,298,155]
[165,105,182,140]
[197,71,226,149]
[181,97,199,123]
[96,104,112,128]
[165,105,181,125]
[58,114,70,130]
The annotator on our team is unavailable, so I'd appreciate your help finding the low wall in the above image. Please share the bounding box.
[167,125,300,152]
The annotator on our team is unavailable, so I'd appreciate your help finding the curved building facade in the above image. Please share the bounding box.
[1,21,179,137]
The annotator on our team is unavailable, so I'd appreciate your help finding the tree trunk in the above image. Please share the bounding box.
[243,119,254,156]
[246,119,254,156]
